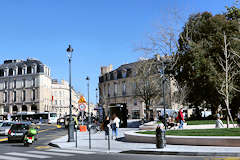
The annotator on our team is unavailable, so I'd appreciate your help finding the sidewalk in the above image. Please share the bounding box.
[50,128,240,156]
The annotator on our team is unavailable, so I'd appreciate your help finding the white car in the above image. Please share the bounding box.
[0,122,15,136]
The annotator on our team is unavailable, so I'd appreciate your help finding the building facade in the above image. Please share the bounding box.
[51,79,81,117]
[98,55,179,120]
[0,59,82,118]
[0,59,52,115]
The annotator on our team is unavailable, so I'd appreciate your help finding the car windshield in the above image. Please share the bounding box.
[11,124,29,130]
[1,122,12,127]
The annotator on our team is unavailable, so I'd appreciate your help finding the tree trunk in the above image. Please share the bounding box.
[146,106,150,121]
[227,114,229,128]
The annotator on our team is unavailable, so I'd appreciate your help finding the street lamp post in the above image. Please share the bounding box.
[67,44,74,142]
[86,76,91,149]
[161,57,167,131]
[96,88,98,105]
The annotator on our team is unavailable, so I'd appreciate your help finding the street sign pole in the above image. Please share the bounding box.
[82,111,84,125]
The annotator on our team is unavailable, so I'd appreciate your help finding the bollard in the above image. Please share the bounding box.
[107,125,110,151]
[75,126,77,148]
[156,126,166,148]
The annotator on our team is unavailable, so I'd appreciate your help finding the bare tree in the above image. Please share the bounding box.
[217,32,240,128]
[134,59,162,121]
[173,83,190,106]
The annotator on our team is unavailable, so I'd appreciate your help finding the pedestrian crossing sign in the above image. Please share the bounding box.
[78,96,86,104]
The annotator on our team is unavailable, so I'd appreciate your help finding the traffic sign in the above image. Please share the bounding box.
[78,96,86,104]
[78,103,86,111]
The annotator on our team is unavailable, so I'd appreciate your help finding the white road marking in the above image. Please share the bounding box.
[5,152,51,159]
[49,149,96,154]
[0,155,28,160]
[27,150,73,156]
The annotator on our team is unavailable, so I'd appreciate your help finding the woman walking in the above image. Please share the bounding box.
[111,114,120,140]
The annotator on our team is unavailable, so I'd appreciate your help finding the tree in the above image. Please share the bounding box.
[175,11,240,117]
[134,59,162,121]
[216,32,240,127]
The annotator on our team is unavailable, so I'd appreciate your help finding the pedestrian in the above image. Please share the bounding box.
[103,116,110,140]
[216,116,224,128]
[237,111,240,128]
[176,108,185,129]
[111,114,120,140]
[158,111,164,123]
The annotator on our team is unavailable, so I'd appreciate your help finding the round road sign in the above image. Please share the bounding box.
[78,103,86,111]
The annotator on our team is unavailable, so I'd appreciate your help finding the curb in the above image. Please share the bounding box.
[120,150,240,157]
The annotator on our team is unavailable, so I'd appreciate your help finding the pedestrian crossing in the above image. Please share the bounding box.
[0,149,96,160]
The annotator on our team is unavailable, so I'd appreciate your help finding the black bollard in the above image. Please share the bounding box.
[156,126,166,148]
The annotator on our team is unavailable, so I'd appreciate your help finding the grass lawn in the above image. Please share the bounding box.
[137,128,240,136]
[186,120,237,125]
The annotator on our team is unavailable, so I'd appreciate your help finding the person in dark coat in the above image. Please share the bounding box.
[103,116,110,140]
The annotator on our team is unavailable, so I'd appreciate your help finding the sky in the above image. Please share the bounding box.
[0,0,236,104]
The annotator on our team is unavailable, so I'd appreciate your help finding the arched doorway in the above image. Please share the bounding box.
[22,105,27,112]
[31,104,38,113]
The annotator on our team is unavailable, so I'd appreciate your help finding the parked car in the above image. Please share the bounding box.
[0,121,15,136]
[8,122,32,142]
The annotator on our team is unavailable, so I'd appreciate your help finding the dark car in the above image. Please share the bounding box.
[8,122,31,142]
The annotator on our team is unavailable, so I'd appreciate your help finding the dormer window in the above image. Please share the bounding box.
[9,68,13,76]
[27,66,31,74]
[113,71,117,80]
[122,69,127,78]
[0,69,4,77]
[18,67,22,75]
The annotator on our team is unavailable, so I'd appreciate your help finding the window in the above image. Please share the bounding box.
[32,90,35,101]
[18,67,22,75]
[55,100,57,105]
[9,68,13,76]
[4,92,7,103]
[122,70,127,78]
[27,66,31,74]
[13,91,16,102]
[114,83,118,96]
[14,80,16,88]
[134,99,137,106]
[22,90,26,101]
[107,84,110,97]
[23,68,26,74]
[0,69,4,77]
[32,78,35,87]
[37,65,40,73]
[4,81,7,89]
[122,81,126,95]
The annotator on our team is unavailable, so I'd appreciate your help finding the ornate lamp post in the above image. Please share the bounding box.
[67,44,74,142]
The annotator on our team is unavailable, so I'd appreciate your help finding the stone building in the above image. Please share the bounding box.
[0,59,82,118]
[51,79,81,117]
[0,59,52,115]
[98,55,179,120]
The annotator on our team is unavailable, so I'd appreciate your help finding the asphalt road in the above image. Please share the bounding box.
[0,123,67,153]
[0,125,237,160]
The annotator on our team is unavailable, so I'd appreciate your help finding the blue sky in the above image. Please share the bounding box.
[0,0,236,103]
